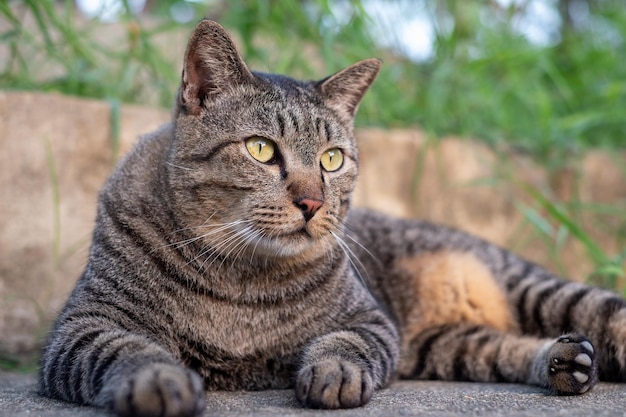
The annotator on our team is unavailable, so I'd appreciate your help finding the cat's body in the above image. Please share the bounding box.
[39,20,626,417]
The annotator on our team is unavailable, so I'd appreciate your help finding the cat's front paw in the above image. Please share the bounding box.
[547,334,597,395]
[114,363,205,417]
[296,359,373,409]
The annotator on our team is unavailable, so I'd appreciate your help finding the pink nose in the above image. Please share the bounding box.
[294,198,324,222]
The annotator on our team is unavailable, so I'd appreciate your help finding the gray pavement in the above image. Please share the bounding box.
[2,371,626,417]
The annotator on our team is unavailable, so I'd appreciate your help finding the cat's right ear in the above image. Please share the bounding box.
[177,20,254,116]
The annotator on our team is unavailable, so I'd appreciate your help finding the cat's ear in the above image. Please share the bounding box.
[316,58,382,119]
[178,20,254,115]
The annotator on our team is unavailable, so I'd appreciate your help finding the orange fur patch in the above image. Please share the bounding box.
[399,251,516,343]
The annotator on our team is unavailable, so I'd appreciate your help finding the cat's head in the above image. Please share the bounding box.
[167,20,380,261]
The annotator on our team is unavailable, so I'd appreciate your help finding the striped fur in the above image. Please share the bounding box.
[39,20,625,417]
[346,209,625,392]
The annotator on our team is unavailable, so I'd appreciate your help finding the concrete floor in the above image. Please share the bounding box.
[2,371,626,417]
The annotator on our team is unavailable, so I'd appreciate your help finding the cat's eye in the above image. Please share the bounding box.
[320,148,344,172]
[245,137,275,163]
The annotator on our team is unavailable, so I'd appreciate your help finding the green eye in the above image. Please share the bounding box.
[245,137,275,163]
[321,148,343,172]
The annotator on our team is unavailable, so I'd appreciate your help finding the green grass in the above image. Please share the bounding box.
[0,353,39,373]
[519,184,626,292]
[1,0,624,289]
[3,0,625,153]
[1,0,179,106]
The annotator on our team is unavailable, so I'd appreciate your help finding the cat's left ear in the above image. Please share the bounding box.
[177,20,254,116]
[316,58,382,119]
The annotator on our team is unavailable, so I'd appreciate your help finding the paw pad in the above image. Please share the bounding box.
[547,334,597,395]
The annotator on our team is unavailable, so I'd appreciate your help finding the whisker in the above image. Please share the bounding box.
[330,230,369,288]
[201,227,247,272]
[167,221,243,254]
[234,227,266,269]
[186,220,255,271]
[165,161,194,171]
[219,225,256,272]
[340,220,382,268]
[153,215,250,253]
[249,229,266,264]
[189,236,228,270]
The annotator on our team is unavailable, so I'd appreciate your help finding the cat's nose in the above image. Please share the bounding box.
[294,197,324,222]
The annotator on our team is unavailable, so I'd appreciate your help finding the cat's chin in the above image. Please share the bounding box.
[247,229,331,260]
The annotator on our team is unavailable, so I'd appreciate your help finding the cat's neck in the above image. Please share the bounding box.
[173,238,349,304]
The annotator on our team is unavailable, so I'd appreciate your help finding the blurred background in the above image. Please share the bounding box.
[0,0,625,367]
[3,0,626,154]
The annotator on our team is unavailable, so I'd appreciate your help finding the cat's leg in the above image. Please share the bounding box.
[295,306,399,409]
[399,323,597,395]
[344,210,622,387]
[39,317,205,417]
[500,262,626,382]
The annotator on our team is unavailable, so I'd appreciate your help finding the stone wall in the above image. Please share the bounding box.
[0,92,167,358]
[1,91,624,360]
[355,129,626,280]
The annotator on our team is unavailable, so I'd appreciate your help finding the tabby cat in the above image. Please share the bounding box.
[39,20,626,417]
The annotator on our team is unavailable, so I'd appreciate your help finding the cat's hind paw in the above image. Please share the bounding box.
[114,363,205,417]
[296,359,373,409]
[547,334,597,395]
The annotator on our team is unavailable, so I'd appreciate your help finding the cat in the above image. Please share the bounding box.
[38,19,626,417]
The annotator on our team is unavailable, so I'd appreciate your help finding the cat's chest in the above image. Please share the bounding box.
[208,306,294,352]
[160,268,372,389]
[167,264,347,352]
[181,294,339,357]
[168,261,368,359]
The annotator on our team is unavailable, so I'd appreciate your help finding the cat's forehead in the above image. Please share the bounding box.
[253,72,323,108]
[240,73,355,161]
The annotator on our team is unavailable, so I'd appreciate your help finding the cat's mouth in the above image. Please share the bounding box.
[273,226,315,243]
[249,224,329,258]
[266,217,321,241]
[218,213,329,258]
[293,226,314,238]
